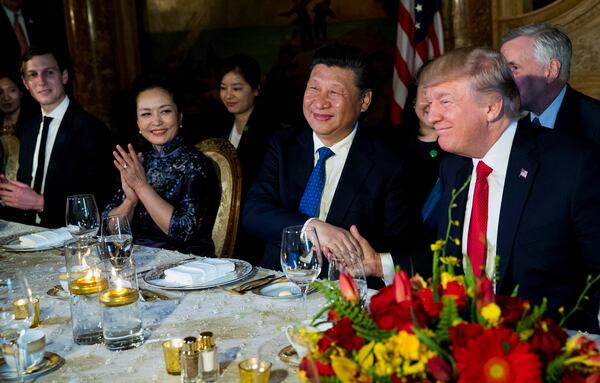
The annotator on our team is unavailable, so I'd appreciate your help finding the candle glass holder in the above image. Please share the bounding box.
[99,258,144,351]
[65,238,105,345]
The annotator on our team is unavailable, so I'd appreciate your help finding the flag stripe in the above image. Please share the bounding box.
[391,0,444,125]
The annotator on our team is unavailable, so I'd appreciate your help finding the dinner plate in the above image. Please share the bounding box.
[0,352,64,380]
[1,238,65,252]
[252,281,316,299]
[143,258,253,290]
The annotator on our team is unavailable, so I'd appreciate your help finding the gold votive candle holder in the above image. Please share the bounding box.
[162,338,185,375]
[13,297,40,328]
[239,358,272,383]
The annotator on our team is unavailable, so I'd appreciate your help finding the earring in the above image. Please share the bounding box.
[179,124,183,129]
[139,130,142,134]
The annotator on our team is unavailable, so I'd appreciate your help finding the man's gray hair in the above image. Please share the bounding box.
[502,23,572,81]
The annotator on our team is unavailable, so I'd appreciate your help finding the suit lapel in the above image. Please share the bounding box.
[326,129,374,224]
[45,102,75,182]
[18,114,42,184]
[496,120,538,287]
[289,126,315,204]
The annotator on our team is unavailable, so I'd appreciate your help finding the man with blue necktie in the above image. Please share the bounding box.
[243,44,422,282]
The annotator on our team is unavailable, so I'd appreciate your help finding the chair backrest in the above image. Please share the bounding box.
[0,133,19,180]
[195,138,241,258]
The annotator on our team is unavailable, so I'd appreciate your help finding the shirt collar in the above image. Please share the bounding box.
[530,85,567,128]
[2,5,18,23]
[312,122,358,154]
[43,95,70,120]
[473,120,518,180]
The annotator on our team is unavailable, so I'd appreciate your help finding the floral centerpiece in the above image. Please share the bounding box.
[298,185,600,382]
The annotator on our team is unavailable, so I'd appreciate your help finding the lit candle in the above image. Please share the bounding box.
[99,278,138,307]
[69,268,108,296]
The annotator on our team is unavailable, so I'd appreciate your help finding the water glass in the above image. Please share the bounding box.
[0,271,36,382]
[66,194,100,239]
[98,258,143,351]
[328,252,368,305]
[65,238,105,345]
[280,225,322,319]
[99,215,133,263]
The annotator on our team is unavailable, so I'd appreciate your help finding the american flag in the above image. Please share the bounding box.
[391,0,444,125]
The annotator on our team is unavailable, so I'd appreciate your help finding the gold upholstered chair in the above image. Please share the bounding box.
[0,132,20,180]
[195,138,242,258]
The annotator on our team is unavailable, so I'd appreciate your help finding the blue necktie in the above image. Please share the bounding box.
[299,147,335,217]
[532,117,542,126]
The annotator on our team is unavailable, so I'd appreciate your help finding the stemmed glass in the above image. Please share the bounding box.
[280,226,323,320]
[0,272,35,382]
[328,252,368,305]
[66,194,100,240]
[99,215,133,264]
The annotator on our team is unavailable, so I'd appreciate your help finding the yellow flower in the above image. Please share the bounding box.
[440,256,459,266]
[430,239,446,252]
[357,341,375,369]
[481,303,502,326]
[440,272,463,289]
[331,354,372,383]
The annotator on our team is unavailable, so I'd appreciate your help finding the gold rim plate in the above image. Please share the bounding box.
[0,352,64,380]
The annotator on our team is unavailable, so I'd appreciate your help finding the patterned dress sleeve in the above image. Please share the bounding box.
[167,154,219,243]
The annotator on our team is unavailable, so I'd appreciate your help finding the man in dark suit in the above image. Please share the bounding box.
[243,44,421,281]
[419,46,600,333]
[501,23,600,144]
[0,46,114,228]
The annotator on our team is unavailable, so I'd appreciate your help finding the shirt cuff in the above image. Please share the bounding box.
[302,217,319,231]
[380,252,395,286]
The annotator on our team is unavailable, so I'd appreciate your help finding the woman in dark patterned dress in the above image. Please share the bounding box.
[103,79,220,255]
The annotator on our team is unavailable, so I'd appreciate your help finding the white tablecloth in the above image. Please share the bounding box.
[0,220,326,382]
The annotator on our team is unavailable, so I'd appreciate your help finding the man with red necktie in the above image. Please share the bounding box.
[422,47,600,333]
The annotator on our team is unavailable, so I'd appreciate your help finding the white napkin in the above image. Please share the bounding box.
[19,228,72,248]
[164,259,235,285]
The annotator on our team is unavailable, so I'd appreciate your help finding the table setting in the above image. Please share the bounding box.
[0,215,332,382]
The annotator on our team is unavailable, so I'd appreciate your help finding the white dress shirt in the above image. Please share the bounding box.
[31,95,70,194]
[461,121,518,280]
[530,85,567,129]
[2,5,30,44]
[228,123,242,149]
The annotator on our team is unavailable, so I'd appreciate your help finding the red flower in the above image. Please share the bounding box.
[450,323,484,350]
[454,327,542,383]
[299,357,335,378]
[339,272,360,304]
[319,317,364,352]
[371,299,426,332]
[475,277,495,311]
[394,270,412,303]
[560,369,588,383]
[428,356,452,382]
[495,295,527,328]
[415,287,442,318]
[442,281,467,310]
[530,318,567,363]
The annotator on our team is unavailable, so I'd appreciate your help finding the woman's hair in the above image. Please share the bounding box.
[218,54,262,91]
[131,76,181,110]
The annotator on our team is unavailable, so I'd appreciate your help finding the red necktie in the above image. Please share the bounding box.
[13,12,28,55]
[467,161,493,276]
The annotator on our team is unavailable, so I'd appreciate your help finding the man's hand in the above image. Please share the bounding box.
[350,225,383,278]
[0,177,44,211]
[307,219,363,261]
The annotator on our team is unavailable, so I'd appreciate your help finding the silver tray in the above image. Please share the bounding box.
[143,258,253,290]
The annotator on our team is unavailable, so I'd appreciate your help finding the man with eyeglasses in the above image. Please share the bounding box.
[0,46,114,227]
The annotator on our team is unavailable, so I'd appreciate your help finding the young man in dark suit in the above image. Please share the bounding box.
[0,46,114,228]
[243,44,422,282]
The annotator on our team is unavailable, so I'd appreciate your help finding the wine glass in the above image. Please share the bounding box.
[280,225,323,320]
[0,272,35,382]
[99,215,133,264]
[328,252,368,305]
[66,194,100,239]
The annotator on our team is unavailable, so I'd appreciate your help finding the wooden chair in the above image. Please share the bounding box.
[195,138,242,258]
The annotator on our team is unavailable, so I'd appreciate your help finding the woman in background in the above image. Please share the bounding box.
[104,78,220,255]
